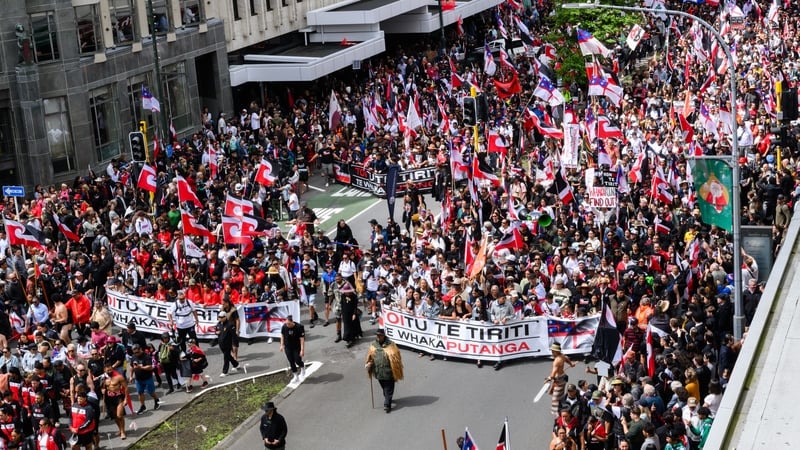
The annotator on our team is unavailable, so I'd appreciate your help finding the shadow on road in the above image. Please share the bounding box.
[392,395,439,410]
[302,372,344,384]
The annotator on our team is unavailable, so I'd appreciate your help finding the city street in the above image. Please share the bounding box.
[99,174,569,449]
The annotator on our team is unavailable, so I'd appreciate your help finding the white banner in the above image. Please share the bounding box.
[587,186,618,209]
[560,124,581,169]
[106,290,300,339]
[380,309,599,362]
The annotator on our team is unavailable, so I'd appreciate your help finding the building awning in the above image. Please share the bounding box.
[381,0,505,34]
[229,34,385,85]
[306,0,432,26]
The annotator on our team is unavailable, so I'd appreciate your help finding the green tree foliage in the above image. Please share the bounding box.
[544,0,642,87]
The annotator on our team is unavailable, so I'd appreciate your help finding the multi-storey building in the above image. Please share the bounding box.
[0,0,500,188]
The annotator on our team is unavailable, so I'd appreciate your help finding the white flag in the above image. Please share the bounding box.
[328,90,342,131]
[183,236,204,258]
[627,24,645,51]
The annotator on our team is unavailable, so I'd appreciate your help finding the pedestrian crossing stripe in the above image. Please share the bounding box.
[330,188,372,197]
[313,208,344,224]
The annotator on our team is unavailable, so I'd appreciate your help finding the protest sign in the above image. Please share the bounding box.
[106,290,300,339]
[380,309,598,362]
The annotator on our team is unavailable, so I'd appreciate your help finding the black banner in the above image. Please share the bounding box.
[333,162,436,198]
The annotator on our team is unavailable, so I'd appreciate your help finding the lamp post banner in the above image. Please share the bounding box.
[690,159,734,232]
[380,308,599,361]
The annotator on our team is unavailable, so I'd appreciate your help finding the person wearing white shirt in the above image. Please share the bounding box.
[168,290,199,351]
[25,296,50,331]
[135,215,153,237]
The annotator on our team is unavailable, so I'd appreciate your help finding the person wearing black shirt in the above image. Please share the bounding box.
[129,345,160,415]
[280,316,306,383]
[259,402,287,449]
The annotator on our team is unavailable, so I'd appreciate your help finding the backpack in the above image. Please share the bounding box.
[158,344,172,365]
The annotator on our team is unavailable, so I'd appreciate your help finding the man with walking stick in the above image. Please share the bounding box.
[365,329,403,413]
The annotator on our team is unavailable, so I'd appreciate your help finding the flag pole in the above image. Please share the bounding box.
[440,428,448,450]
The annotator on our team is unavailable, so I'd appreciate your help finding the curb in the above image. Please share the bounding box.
[211,361,322,450]
[127,361,321,449]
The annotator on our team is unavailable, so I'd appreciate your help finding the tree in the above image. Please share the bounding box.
[544,0,643,87]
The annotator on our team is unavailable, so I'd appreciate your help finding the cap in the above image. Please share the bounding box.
[591,390,603,400]
[262,402,276,411]
[687,397,698,406]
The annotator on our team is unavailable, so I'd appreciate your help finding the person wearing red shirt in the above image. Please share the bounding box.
[236,286,254,305]
[202,283,221,306]
[156,228,172,248]
[65,291,92,336]
[0,405,17,443]
[69,391,96,449]
[35,418,66,450]
[185,279,203,303]
[227,261,245,291]
[219,284,238,305]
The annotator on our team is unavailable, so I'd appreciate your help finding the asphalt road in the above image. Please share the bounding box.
[222,176,574,449]
[104,173,578,449]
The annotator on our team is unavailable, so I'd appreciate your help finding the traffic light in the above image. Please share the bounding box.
[138,120,147,134]
[129,132,146,161]
[476,94,489,123]
[463,97,477,126]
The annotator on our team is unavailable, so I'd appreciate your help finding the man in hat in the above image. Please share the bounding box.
[365,329,404,413]
[546,343,577,416]
[279,315,306,383]
[259,401,287,450]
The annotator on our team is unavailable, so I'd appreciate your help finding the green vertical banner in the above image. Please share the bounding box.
[690,159,733,232]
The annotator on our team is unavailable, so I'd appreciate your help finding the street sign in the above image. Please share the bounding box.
[2,186,24,197]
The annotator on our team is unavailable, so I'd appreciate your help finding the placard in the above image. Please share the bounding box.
[587,186,618,208]
[106,290,300,339]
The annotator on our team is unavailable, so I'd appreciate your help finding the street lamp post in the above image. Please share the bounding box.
[562,2,744,339]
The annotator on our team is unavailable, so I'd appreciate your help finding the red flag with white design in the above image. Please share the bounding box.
[52,214,81,243]
[487,131,508,156]
[255,159,277,186]
[181,208,216,243]
[471,157,501,186]
[176,175,202,207]
[137,163,158,192]
[4,219,45,251]
[651,167,674,204]
[222,216,254,255]
[224,193,254,218]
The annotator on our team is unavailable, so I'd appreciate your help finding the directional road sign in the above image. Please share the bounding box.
[2,186,24,197]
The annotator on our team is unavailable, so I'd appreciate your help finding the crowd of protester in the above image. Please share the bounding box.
[0,0,797,448]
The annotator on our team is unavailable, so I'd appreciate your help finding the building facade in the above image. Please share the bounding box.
[0,0,230,188]
[0,0,501,188]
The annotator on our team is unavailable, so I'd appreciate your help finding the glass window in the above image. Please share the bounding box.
[250,0,258,14]
[150,0,170,34]
[109,0,135,45]
[75,5,102,55]
[162,63,191,132]
[30,11,59,63]
[43,98,75,173]
[181,0,200,25]
[266,0,273,12]
[232,0,241,20]
[127,73,153,129]
[89,86,121,161]
[0,108,14,158]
